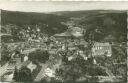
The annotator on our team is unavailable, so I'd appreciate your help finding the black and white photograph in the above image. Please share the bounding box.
[0,1,127,83]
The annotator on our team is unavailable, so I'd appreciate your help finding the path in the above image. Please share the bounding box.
[34,63,48,81]
[0,63,9,80]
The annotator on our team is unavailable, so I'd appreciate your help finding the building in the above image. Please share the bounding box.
[44,68,55,77]
[92,42,112,57]
[70,27,83,38]
[21,61,37,72]
[0,33,12,63]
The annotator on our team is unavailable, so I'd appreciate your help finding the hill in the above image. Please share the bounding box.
[52,10,127,43]
[1,10,69,35]
[1,10,127,43]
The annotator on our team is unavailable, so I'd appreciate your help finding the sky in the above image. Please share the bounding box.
[0,1,128,13]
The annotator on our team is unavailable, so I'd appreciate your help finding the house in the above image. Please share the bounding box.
[44,68,55,77]
[11,51,22,65]
[0,33,12,62]
[79,39,88,46]
[23,55,28,62]
[92,42,112,57]
[49,49,57,54]
[7,51,22,71]
[54,31,73,43]
[20,60,37,72]
[26,61,37,72]
[71,27,83,38]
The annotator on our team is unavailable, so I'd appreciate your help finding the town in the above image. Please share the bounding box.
[0,9,127,82]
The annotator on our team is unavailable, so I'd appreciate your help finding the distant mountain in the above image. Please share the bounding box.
[51,10,126,17]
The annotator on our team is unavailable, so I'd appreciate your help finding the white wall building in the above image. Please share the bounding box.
[92,42,112,57]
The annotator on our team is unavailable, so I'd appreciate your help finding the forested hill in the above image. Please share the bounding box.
[52,10,127,43]
[1,10,127,43]
[1,10,69,35]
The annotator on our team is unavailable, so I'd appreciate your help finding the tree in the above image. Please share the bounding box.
[13,66,18,81]
[13,66,33,82]
[29,49,50,63]
[55,56,87,81]
[1,43,11,66]
[55,63,82,81]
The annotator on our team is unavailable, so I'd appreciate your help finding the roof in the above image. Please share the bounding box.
[7,64,15,70]
[54,31,72,37]
[0,33,12,36]
[71,32,83,38]
[54,26,83,38]
[21,48,38,54]
[104,35,115,41]
[72,27,83,32]
[71,27,83,38]
[94,42,110,46]
[79,39,87,45]
[21,60,31,67]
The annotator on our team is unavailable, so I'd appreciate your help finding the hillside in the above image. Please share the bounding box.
[52,10,127,43]
[1,10,127,43]
[1,10,69,35]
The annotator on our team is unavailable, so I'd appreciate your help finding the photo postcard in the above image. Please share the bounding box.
[0,1,127,83]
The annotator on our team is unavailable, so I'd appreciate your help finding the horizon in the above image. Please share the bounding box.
[1,9,126,14]
[0,1,128,13]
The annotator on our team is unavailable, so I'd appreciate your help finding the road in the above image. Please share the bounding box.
[34,63,48,81]
[0,63,9,80]
[34,57,62,81]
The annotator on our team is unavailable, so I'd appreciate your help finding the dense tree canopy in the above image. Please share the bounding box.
[13,66,33,82]
[28,49,50,63]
